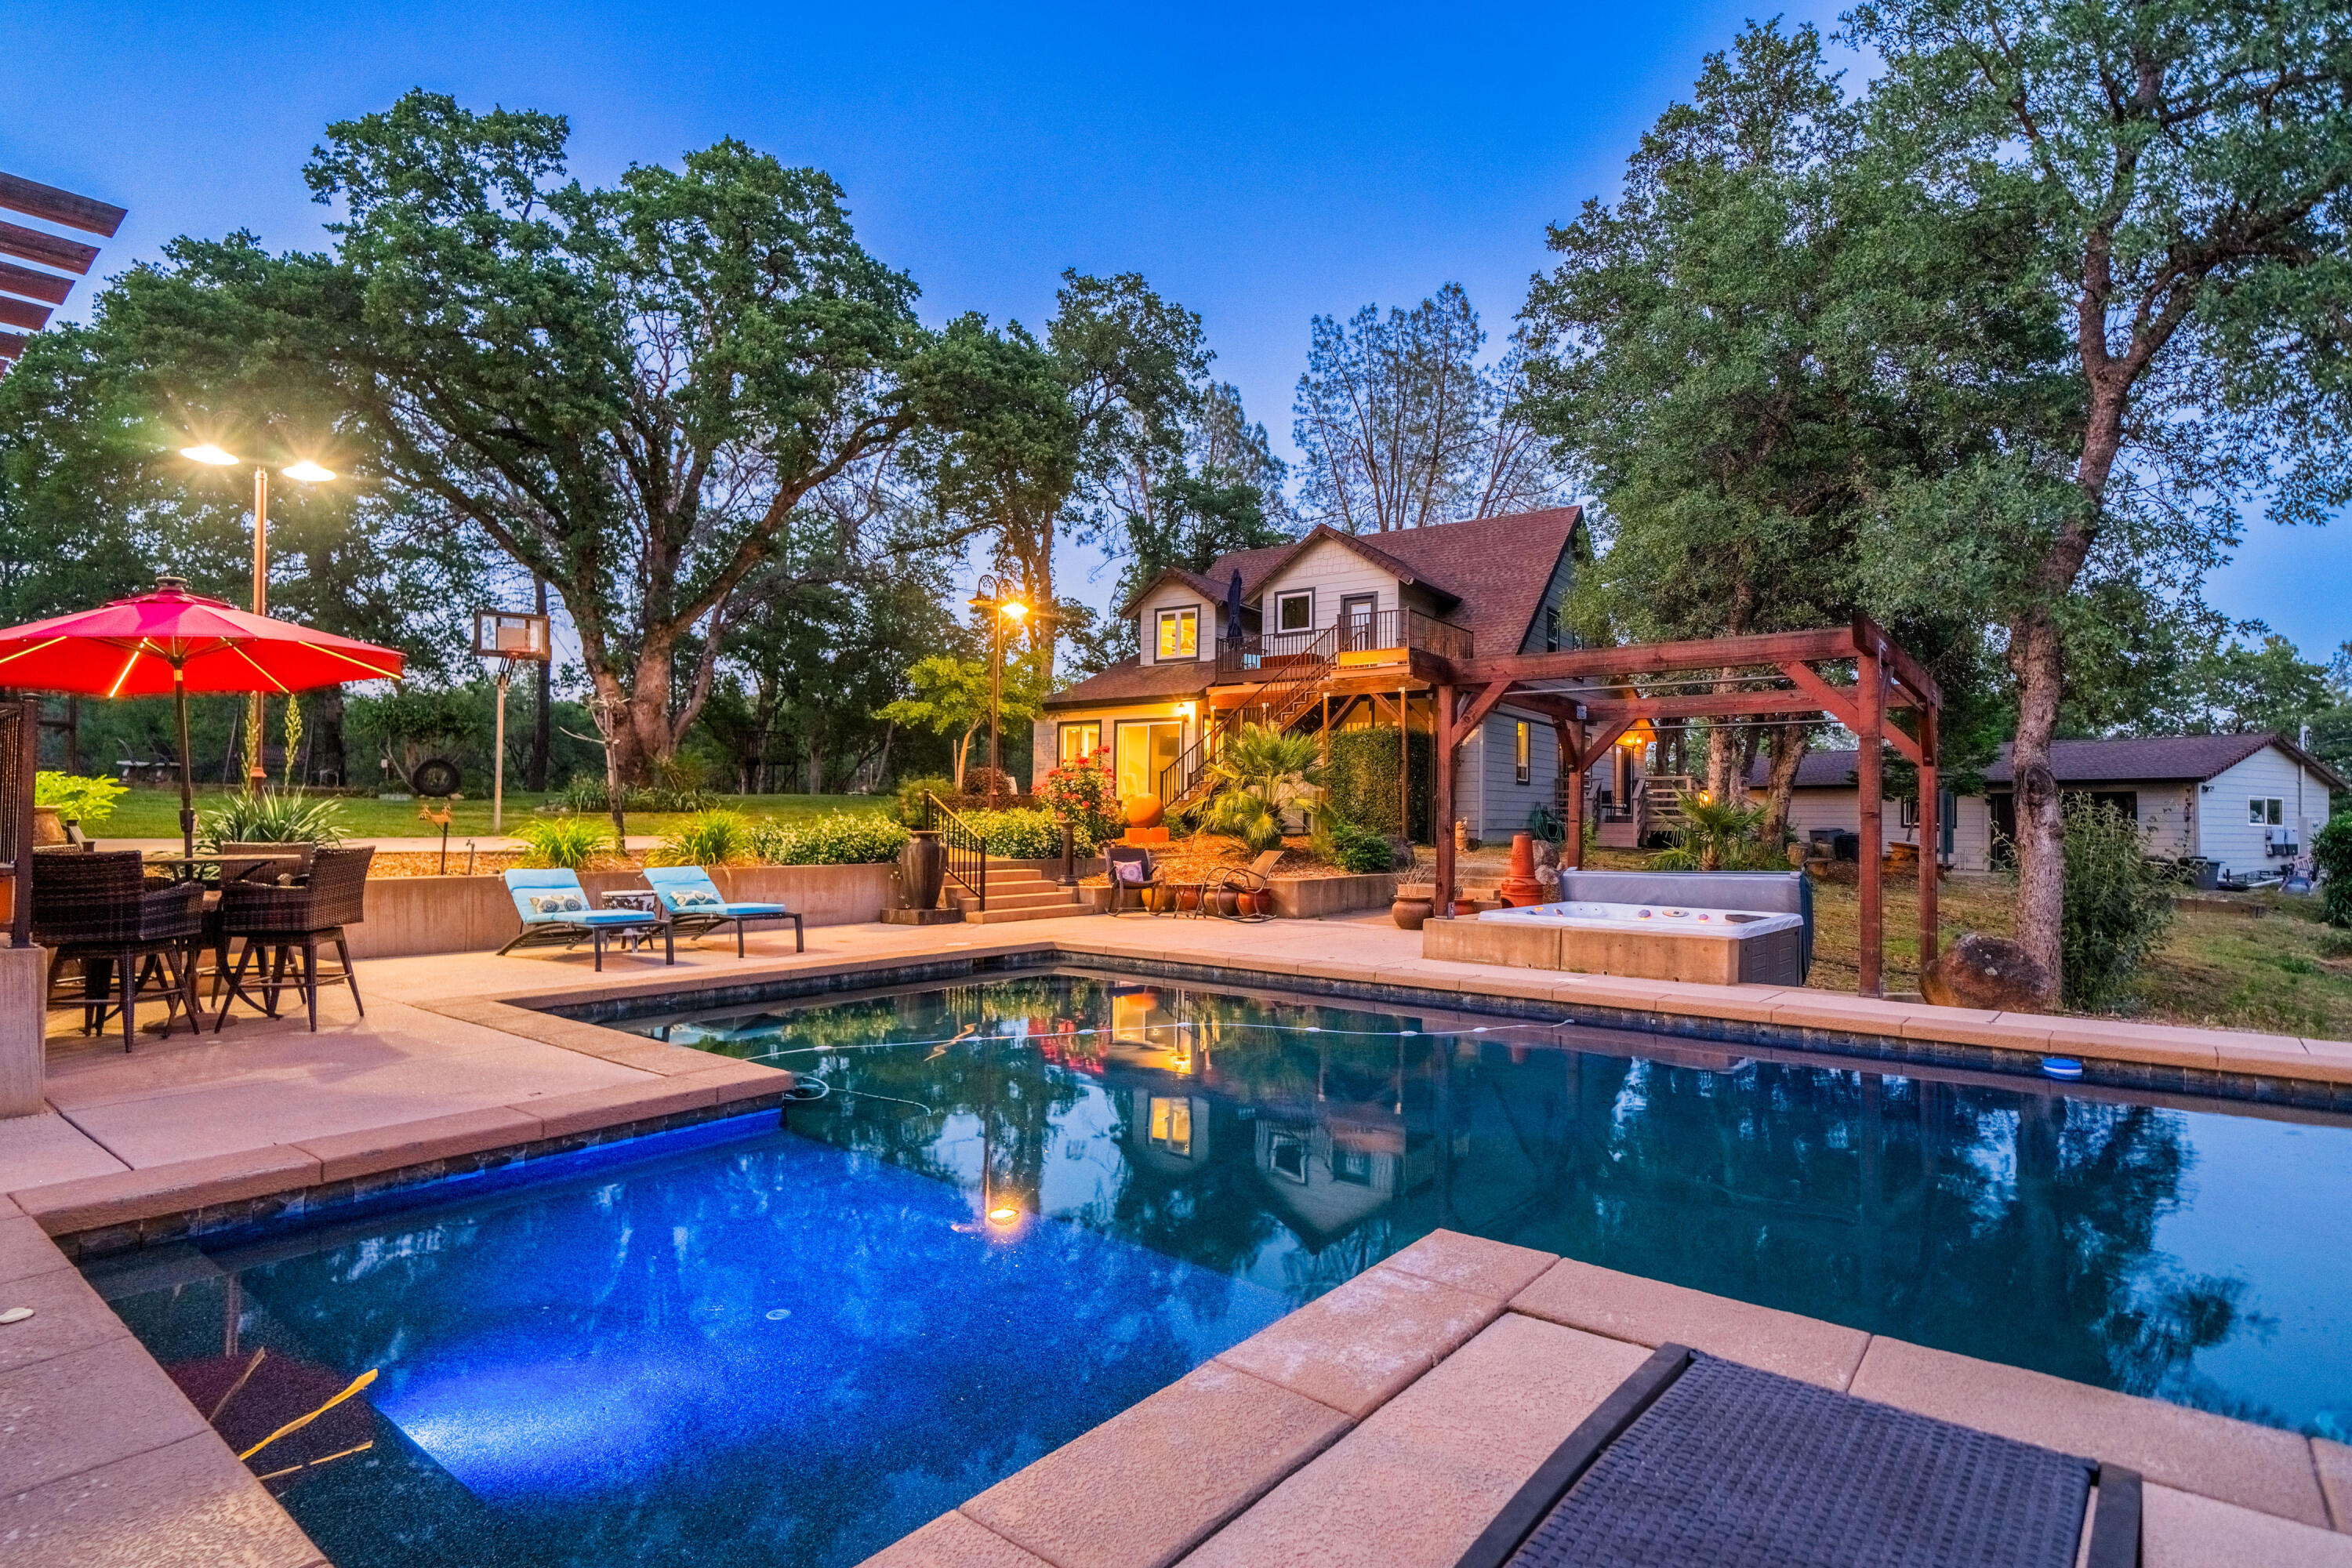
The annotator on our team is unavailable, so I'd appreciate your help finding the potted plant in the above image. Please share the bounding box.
[1392,882,1436,930]
[32,771,129,845]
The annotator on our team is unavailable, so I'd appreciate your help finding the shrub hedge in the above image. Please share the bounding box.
[750,812,912,866]
[1324,727,1432,841]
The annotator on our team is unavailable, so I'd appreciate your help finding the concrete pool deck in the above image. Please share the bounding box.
[3,909,2350,1565]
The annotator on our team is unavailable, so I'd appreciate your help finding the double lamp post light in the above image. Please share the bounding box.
[179,441,336,788]
[967,573,1030,797]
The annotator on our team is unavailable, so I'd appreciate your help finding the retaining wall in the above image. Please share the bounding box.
[344,863,898,960]
[1262,872,1399,920]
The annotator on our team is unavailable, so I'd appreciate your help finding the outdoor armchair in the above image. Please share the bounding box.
[499,869,671,971]
[31,848,205,1050]
[216,844,372,1033]
[1104,844,1167,915]
[642,866,804,956]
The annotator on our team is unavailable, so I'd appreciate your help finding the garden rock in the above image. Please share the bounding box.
[1921,933,2053,1012]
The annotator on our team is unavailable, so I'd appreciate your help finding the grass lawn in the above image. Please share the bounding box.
[82,787,888,841]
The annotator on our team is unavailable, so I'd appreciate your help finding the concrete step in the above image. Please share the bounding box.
[950,888,1082,913]
[963,902,1098,925]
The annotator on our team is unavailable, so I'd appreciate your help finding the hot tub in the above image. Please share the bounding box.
[1424,892,1809,985]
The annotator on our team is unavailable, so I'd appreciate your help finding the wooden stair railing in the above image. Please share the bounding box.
[1159,626,1339,811]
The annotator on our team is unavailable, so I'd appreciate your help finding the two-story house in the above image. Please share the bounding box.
[1036,507,1585,838]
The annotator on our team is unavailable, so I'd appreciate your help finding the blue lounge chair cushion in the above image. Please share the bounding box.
[642,866,793,920]
[504,869,654,927]
[580,909,655,927]
[718,902,787,916]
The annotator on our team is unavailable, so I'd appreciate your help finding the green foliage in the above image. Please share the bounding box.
[1202,790,1285,853]
[1649,846,1703,872]
[560,771,714,815]
[653,810,757,867]
[1189,724,1327,851]
[750,811,910,866]
[511,814,615,870]
[33,772,127,826]
[2314,813,2352,929]
[1322,728,1432,841]
[2060,797,2180,1011]
[1670,796,1777,872]
[955,806,1111,858]
[877,652,1047,788]
[196,789,350,847]
[1319,816,1397,874]
[1036,746,1123,847]
[892,775,956,825]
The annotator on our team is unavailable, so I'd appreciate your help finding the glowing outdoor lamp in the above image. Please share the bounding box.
[179,439,339,785]
[967,574,1033,800]
[985,1203,1022,1229]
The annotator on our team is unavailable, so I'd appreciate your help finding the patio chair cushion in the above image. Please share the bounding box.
[1116,859,1150,884]
[579,909,655,927]
[670,889,725,909]
[526,891,590,916]
[716,901,787,916]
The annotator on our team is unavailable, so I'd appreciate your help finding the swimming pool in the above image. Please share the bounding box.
[93,968,2352,1566]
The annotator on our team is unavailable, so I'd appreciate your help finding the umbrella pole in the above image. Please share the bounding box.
[175,667,196,857]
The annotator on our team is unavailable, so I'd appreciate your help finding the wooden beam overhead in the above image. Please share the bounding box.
[0,260,73,307]
[1452,678,1516,741]
[1856,612,1942,710]
[0,296,50,333]
[0,172,127,238]
[0,331,27,361]
[0,221,100,277]
[1447,626,1855,686]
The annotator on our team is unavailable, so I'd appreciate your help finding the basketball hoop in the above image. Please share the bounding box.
[473,610,551,833]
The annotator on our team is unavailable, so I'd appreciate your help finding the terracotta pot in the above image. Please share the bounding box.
[1236,890,1260,916]
[1177,884,1200,911]
[1214,885,1240,917]
[1498,831,1544,907]
[1121,793,1166,829]
[1391,891,1433,931]
[31,806,65,847]
[1450,898,1484,917]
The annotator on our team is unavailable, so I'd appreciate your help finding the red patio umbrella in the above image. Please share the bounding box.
[0,576,405,853]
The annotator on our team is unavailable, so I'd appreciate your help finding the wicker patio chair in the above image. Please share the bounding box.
[31,849,205,1051]
[215,844,375,1032]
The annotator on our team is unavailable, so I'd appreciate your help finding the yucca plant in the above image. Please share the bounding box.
[1191,723,1326,850]
[512,814,615,870]
[197,789,349,848]
[653,810,756,866]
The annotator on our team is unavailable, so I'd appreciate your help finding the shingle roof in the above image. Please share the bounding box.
[1752,732,2346,791]
[1041,658,1213,710]
[1203,507,1584,656]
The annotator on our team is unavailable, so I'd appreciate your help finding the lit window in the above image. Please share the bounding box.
[1275,590,1312,633]
[1515,721,1530,786]
[1148,1095,1192,1157]
[1058,721,1102,765]
[1156,607,1198,661]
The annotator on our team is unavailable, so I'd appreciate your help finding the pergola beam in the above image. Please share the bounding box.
[1446,626,1859,687]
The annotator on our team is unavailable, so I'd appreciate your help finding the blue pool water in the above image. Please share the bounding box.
[94,969,2352,1566]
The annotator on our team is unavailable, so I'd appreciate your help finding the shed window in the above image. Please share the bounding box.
[2251,797,2284,826]
[1156,607,1198,661]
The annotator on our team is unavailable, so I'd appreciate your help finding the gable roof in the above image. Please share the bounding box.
[1754,733,2348,793]
[1148,506,1583,651]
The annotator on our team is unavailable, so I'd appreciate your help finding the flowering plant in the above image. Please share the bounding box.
[1036,746,1123,849]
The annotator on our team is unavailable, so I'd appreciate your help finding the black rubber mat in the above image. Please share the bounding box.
[1507,1352,2094,1567]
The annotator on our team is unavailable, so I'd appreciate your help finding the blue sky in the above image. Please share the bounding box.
[13,0,2347,655]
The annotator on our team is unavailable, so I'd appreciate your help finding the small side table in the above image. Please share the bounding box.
[599,890,666,953]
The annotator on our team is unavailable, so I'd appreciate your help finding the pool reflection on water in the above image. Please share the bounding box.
[94,970,2352,1568]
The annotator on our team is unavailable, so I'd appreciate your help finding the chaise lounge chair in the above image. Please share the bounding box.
[1456,1344,2140,1568]
[641,866,804,956]
[499,869,671,971]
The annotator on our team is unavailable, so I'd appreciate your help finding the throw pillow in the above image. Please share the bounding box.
[1116,861,1146,885]
[672,890,724,909]
[528,892,586,916]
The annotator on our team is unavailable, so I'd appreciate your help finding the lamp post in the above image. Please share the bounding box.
[967,574,1030,804]
[180,444,336,789]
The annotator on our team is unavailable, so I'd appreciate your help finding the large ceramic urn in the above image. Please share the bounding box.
[902,829,946,911]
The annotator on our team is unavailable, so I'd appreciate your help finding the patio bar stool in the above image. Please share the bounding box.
[215,844,374,1032]
[30,848,205,1051]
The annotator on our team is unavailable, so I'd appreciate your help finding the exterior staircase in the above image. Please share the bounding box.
[949,859,1094,924]
[1160,627,1341,814]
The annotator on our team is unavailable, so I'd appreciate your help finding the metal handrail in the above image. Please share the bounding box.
[925,791,988,912]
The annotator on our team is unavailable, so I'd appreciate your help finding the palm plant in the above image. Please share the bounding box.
[1670,795,1770,871]
[1195,724,1327,851]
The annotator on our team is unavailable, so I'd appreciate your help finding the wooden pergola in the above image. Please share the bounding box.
[1431,615,1943,997]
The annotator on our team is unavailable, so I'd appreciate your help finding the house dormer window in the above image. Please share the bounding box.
[1156,606,1198,661]
[1274,590,1313,633]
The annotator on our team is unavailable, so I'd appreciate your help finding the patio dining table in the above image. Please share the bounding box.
[141,851,309,882]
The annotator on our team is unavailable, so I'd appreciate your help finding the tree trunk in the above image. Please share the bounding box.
[2006,608,2068,1002]
[313,688,347,790]
[527,575,551,791]
[1759,720,1809,844]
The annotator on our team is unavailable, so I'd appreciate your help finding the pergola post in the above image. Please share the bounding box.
[1856,633,1886,997]
[1560,721,1584,871]
[1918,702,1940,971]
[1435,684,1456,914]
[1399,685,1410,840]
